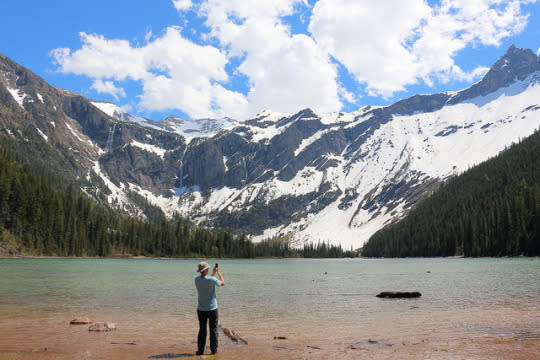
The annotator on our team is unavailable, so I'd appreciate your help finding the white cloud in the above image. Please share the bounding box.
[50,0,536,119]
[51,27,246,119]
[91,79,126,101]
[309,0,534,98]
[309,0,430,98]
[338,85,357,104]
[50,33,147,81]
[199,0,343,115]
[172,0,193,12]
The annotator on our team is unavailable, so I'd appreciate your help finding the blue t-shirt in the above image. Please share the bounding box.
[194,275,221,311]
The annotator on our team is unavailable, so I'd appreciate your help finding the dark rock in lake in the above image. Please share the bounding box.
[376,291,421,298]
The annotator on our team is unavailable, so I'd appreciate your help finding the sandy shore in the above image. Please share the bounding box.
[0,311,538,360]
[1,332,538,359]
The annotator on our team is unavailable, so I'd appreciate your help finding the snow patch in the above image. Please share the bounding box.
[6,85,26,109]
[252,110,285,123]
[92,161,141,215]
[130,140,167,159]
[294,129,327,156]
[65,122,84,142]
[91,101,119,118]
[36,127,48,142]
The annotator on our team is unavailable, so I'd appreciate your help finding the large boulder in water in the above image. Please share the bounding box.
[376,291,421,298]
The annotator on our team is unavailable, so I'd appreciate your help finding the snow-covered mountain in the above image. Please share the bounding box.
[1,45,539,249]
[91,101,238,143]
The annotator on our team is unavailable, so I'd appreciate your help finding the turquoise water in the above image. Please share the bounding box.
[1,257,539,349]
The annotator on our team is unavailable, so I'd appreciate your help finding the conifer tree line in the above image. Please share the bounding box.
[0,146,354,258]
[362,130,540,257]
[252,238,356,258]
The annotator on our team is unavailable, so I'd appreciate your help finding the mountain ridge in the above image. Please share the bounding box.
[1,46,539,248]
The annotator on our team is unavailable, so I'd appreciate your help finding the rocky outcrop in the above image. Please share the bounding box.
[183,140,226,189]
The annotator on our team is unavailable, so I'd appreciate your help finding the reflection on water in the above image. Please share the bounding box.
[0,258,539,359]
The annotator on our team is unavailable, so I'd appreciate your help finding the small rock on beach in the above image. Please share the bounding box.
[88,322,116,332]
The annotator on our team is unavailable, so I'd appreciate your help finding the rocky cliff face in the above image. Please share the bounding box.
[1,46,539,248]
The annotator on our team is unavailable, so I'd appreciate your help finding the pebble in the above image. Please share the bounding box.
[88,322,116,332]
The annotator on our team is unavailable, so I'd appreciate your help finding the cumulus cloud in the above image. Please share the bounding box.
[310,0,430,98]
[51,27,246,119]
[50,33,147,80]
[91,79,126,101]
[50,0,536,119]
[199,0,342,115]
[338,85,357,104]
[309,0,534,98]
[172,0,193,12]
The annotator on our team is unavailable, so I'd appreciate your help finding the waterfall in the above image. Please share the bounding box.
[106,123,117,151]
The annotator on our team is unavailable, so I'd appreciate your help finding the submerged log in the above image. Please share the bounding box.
[219,324,248,344]
[376,291,421,298]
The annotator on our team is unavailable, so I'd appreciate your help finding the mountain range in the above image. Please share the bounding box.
[1,45,539,249]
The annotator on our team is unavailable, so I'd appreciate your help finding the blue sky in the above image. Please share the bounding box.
[2,0,539,121]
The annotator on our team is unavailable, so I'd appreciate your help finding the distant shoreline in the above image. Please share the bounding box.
[2,254,538,260]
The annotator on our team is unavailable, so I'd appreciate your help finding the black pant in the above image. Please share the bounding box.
[197,309,218,354]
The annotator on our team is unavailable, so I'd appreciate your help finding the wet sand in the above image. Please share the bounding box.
[0,304,538,359]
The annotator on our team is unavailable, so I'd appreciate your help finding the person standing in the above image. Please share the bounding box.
[194,261,225,355]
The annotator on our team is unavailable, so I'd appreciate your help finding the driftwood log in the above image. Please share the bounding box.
[69,318,94,325]
[219,324,248,344]
[376,291,421,298]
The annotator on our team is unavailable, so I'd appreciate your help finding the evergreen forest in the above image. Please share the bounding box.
[361,130,540,257]
[0,146,354,258]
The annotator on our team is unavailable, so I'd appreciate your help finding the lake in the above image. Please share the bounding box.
[0,257,538,359]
